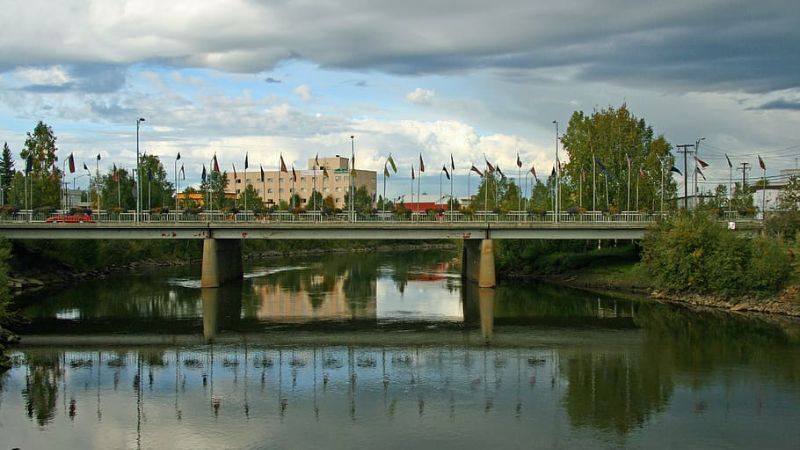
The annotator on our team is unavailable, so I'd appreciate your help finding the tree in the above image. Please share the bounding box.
[19,121,61,208]
[0,142,14,204]
[306,190,324,211]
[100,166,136,211]
[200,171,230,210]
[777,176,800,211]
[140,154,174,211]
[561,104,676,212]
[239,184,264,212]
[344,186,373,214]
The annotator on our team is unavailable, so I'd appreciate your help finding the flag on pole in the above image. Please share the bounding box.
[485,157,495,173]
[112,164,118,181]
[232,164,237,180]
[68,153,75,173]
[291,165,297,182]
[442,165,450,180]
[180,164,185,180]
[83,162,89,171]
[212,154,220,173]
[496,165,505,178]
[322,166,329,178]
[551,166,556,177]
[516,153,522,168]
[529,165,537,181]
[758,155,766,170]
[695,166,706,181]
[201,164,207,183]
[96,154,101,161]
[594,157,607,173]
[176,152,181,161]
[470,165,483,177]
[315,153,320,168]
[384,165,391,178]
[280,154,287,172]
[725,153,732,168]
[411,166,415,180]
[244,152,249,170]
[670,166,682,176]
[450,154,455,171]
[419,154,425,173]
[260,165,264,182]
[387,154,397,173]
[695,156,709,169]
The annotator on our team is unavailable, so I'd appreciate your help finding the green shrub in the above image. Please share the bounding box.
[642,212,790,296]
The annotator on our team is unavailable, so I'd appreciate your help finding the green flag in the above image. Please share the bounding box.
[387,154,397,173]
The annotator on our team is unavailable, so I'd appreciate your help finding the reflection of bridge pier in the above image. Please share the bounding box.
[461,239,495,288]
[461,281,495,343]
[201,283,243,341]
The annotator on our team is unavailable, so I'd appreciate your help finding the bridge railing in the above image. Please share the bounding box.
[0,209,757,224]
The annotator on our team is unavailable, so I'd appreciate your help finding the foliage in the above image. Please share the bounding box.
[0,238,9,320]
[139,154,174,210]
[561,104,676,211]
[344,186,373,214]
[238,184,264,212]
[0,142,13,203]
[472,173,522,212]
[100,166,136,210]
[199,170,229,210]
[777,176,800,211]
[641,212,790,296]
[20,121,58,174]
[497,240,638,275]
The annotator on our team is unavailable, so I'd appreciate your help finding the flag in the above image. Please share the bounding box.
[496,165,505,178]
[594,157,607,173]
[758,155,765,170]
[725,153,732,168]
[695,166,706,181]
[112,163,118,182]
[450,154,455,171]
[244,152,249,170]
[419,154,425,173]
[384,165,391,178]
[212,154,220,173]
[442,165,450,180]
[176,152,181,161]
[291,165,297,182]
[201,164,207,183]
[670,166,682,176]
[68,153,75,173]
[529,165,536,178]
[322,166,329,179]
[96,154,101,161]
[387,154,397,173]
[260,165,264,182]
[411,166,415,180]
[695,156,709,169]
[516,153,522,168]
[180,164,185,180]
[315,153,319,168]
[280,154,287,172]
[83,162,89,171]
[470,165,483,176]
[551,166,556,177]
[485,157,495,173]
[232,163,237,180]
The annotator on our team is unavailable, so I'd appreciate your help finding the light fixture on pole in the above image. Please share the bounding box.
[136,117,146,223]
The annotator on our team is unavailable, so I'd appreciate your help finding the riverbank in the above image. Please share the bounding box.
[520,261,800,317]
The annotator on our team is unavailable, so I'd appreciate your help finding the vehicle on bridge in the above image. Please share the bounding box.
[45,214,95,224]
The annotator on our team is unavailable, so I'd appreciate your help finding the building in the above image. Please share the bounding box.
[225,156,377,209]
[175,191,236,208]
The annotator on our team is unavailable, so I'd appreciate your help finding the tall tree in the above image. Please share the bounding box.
[0,142,14,203]
[100,166,136,211]
[139,154,174,210]
[561,104,677,212]
[19,121,61,208]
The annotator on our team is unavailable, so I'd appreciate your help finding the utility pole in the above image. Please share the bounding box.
[737,162,751,188]
[676,144,694,209]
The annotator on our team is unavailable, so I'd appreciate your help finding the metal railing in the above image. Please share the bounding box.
[0,209,762,225]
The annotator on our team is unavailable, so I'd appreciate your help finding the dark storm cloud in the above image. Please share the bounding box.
[3,0,798,94]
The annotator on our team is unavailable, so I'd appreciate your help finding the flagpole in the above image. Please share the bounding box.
[410,164,414,220]
[467,168,471,207]
[524,172,529,212]
[484,167,488,213]
[438,170,442,212]
[278,155,282,214]
[350,136,355,222]
[636,166,640,211]
[382,163,387,219]
[762,163,766,219]
[660,158,664,214]
[517,165,521,212]
[313,163,317,212]
[174,155,178,216]
[592,153,596,212]
[627,157,631,213]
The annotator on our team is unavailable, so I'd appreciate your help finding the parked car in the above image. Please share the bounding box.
[46,214,95,223]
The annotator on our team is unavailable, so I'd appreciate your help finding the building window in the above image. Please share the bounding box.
[267,178,272,182]
[300,187,306,192]
[335,187,341,192]
[301,177,305,182]
[335,176,340,181]
[301,198,307,203]
[267,188,273,193]
[335,198,341,203]
[236,179,241,184]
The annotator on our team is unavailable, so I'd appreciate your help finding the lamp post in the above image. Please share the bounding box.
[136,117,146,223]
[553,120,559,222]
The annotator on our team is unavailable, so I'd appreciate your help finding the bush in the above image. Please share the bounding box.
[642,212,790,296]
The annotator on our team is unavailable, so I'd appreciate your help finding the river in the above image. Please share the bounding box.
[3,250,800,449]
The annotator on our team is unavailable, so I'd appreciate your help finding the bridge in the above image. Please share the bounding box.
[0,212,762,290]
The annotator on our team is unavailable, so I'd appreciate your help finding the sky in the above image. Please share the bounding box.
[0,0,798,199]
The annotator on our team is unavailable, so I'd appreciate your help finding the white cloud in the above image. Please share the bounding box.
[15,65,72,86]
[293,84,312,102]
[406,88,435,105]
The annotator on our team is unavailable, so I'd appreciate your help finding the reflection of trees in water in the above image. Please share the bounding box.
[21,353,63,426]
[562,350,673,436]
[388,250,458,295]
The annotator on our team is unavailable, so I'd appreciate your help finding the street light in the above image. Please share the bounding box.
[136,117,146,223]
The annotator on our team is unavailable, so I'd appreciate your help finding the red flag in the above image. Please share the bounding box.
[68,153,75,173]
[695,156,709,169]
[485,157,495,173]
[291,165,297,182]
[212,154,220,173]
[758,155,765,170]
[280,154,288,172]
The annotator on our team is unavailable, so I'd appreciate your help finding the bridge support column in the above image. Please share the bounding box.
[201,239,243,288]
[461,239,496,288]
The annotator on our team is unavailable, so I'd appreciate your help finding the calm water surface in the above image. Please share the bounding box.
[3,251,800,449]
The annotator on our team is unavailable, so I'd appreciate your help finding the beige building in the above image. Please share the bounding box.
[225,156,377,208]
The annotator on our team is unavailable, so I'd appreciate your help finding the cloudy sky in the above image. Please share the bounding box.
[1,0,798,197]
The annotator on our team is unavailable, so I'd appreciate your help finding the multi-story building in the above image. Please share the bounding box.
[225,156,376,209]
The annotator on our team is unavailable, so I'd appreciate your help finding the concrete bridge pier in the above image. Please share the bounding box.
[461,239,496,288]
[201,238,243,288]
